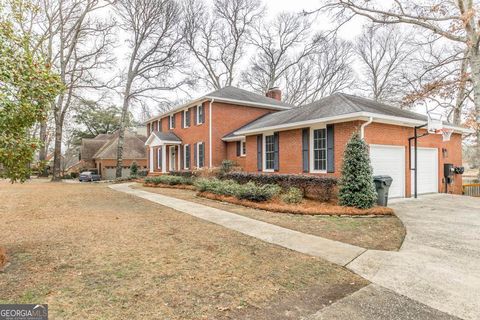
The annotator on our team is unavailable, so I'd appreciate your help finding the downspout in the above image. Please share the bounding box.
[209,99,214,168]
[360,117,373,139]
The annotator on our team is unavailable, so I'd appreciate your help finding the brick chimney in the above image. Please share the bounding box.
[266,87,282,101]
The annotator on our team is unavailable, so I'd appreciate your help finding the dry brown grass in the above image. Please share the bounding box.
[135,185,406,251]
[198,192,394,216]
[0,180,367,319]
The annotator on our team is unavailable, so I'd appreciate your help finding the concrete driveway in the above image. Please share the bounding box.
[346,194,480,320]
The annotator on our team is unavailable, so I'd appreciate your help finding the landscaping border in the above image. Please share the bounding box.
[197,192,394,216]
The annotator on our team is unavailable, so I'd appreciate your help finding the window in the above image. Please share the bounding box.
[183,109,191,128]
[169,114,175,129]
[264,135,275,170]
[157,120,161,132]
[197,142,204,168]
[197,104,204,124]
[313,128,327,171]
[184,144,190,169]
[240,140,246,156]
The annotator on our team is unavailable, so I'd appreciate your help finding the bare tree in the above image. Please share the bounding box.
[282,36,355,106]
[241,12,321,94]
[28,0,116,181]
[114,0,186,178]
[183,0,264,89]
[319,0,480,174]
[354,24,414,104]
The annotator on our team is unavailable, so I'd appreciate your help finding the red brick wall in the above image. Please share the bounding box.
[147,101,273,170]
[243,121,463,196]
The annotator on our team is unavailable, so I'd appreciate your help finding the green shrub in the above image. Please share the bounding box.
[220,160,235,174]
[339,132,377,209]
[236,182,281,202]
[223,172,337,202]
[281,187,303,204]
[145,175,192,186]
[130,162,139,177]
[194,178,239,196]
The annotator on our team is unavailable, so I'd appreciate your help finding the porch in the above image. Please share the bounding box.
[145,132,182,174]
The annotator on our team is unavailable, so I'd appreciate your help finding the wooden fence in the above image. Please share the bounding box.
[463,184,480,197]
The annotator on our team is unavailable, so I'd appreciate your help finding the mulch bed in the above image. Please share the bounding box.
[143,183,196,190]
[0,247,7,271]
[197,192,394,216]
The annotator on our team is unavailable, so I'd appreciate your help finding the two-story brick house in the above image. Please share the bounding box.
[145,86,468,198]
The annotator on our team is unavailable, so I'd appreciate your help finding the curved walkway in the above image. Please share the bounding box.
[109,183,365,266]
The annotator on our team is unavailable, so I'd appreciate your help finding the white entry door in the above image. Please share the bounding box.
[169,146,176,171]
[410,147,438,195]
[370,145,406,198]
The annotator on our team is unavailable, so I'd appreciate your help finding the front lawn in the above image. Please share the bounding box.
[133,185,406,251]
[0,180,367,319]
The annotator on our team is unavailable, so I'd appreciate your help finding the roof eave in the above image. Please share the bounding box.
[235,112,470,135]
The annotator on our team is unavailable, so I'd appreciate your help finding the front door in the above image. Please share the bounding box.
[169,146,176,171]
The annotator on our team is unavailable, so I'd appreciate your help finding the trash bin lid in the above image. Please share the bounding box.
[373,175,393,186]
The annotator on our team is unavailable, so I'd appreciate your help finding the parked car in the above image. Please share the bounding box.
[79,171,101,182]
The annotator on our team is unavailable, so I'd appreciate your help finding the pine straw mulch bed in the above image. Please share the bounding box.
[197,192,393,216]
[0,247,7,271]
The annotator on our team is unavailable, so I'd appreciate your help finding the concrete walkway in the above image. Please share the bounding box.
[109,183,366,266]
[346,194,480,320]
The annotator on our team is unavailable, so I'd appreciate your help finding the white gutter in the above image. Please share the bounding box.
[209,98,214,168]
[235,112,470,136]
[360,116,373,139]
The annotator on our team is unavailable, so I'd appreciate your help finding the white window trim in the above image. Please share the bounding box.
[196,104,204,124]
[196,142,204,168]
[183,109,190,128]
[262,132,275,172]
[183,144,190,169]
[157,120,161,131]
[240,140,246,157]
[157,147,162,169]
[169,115,174,129]
[309,124,327,173]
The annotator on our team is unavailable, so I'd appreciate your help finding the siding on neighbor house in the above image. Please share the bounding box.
[243,121,463,196]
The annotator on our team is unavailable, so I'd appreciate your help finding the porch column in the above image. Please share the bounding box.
[149,147,154,173]
[162,145,167,173]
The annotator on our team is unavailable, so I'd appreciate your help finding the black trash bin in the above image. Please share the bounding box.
[373,175,393,206]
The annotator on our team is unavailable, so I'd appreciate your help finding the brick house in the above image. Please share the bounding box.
[145,86,468,198]
[79,130,147,179]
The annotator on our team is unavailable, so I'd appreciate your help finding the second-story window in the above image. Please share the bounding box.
[183,109,191,128]
[197,105,204,124]
[169,114,175,129]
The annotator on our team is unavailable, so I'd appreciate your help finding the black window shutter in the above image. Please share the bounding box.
[200,105,204,123]
[172,114,175,129]
[194,106,197,125]
[273,132,279,171]
[186,145,190,169]
[326,124,335,173]
[302,128,309,172]
[158,147,162,168]
[200,143,205,167]
[257,135,262,171]
[194,143,197,167]
[181,111,184,128]
[236,141,241,156]
[179,146,183,170]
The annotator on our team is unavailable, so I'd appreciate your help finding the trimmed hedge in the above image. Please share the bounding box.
[195,178,281,202]
[145,175,193,186]
[222,172,337,202]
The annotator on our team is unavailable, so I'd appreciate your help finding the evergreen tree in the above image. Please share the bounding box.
[339,132,377,209]
[130,161,139,177]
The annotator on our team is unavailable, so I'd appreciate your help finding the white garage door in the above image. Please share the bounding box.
[410,147,438,195]
[370,145,405,198]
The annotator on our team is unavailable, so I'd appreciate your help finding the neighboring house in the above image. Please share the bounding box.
[79,130,147,179]
[145,86,468,198]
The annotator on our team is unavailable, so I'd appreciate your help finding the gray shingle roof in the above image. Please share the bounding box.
[153,131,181,142]
[233,93,434,134]
[93,131,147,160]
[205,86,292,109]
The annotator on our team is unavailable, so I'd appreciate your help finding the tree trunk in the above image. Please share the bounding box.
[468,52,480,177]
[38,120,48,176]
[51,121,63,181]
[115,92,130,178]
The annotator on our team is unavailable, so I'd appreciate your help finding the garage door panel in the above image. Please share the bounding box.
[410,148,438,195]
[370,145,405,198]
